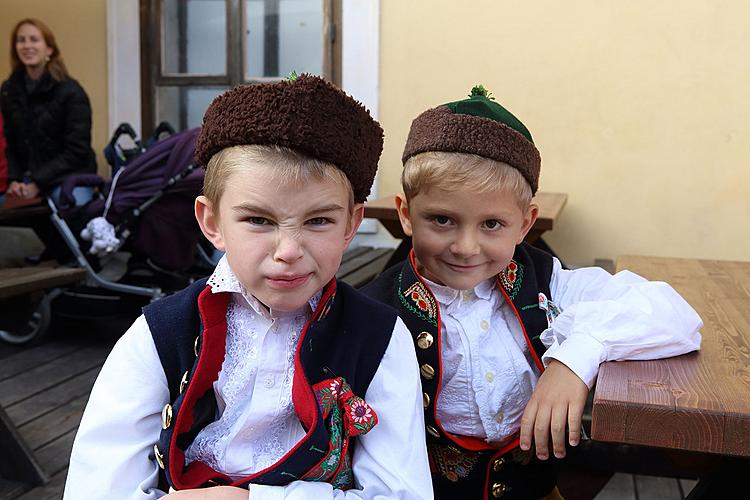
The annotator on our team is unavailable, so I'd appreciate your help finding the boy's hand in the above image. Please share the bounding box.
[164,486,249,499]
[519,359,588,460]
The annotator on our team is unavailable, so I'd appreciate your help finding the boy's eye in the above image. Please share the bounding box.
[484,219,502,230]
[247,216,269,225]
[433,215,451,226]
[307,217,332,226]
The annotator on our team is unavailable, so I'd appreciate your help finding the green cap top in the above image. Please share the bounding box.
[445,85,534,144]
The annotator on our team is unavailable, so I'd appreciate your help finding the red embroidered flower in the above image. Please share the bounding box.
[350,400,373,424]
[411,291,419,299]
[507,271,516,282]
[508,262,518,272]
[417,299,428,311]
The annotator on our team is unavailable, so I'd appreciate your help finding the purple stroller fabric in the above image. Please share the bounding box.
[60,128,205,271]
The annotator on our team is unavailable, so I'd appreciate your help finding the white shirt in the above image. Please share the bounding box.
[64,257,433,500]
[427,257,703,443]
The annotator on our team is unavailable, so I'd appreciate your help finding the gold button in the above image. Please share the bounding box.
[494,411,504,423]
[154,444,165,469]
[161,404,173,429]
[422,392,431,408]
[179,371,189,394]
[194,336,200,357]
[485,371,495,383]
[492,456,506,472]
[426,425,440,438]
[492,482,507,498]
[480,320,490,331]
[416,332,433,349]
[420,364,435,380]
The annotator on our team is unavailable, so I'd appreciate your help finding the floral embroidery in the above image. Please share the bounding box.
[498,260,524,300]
[429,444,482,482]
[301,377,378,488]
[398,273,438,326]
[537,292,562,328]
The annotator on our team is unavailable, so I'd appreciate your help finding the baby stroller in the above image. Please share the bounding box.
[44,126,212,325]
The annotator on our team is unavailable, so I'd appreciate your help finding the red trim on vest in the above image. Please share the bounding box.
[170,280,339,489]
[495,276,545,373]
[170,285,232,489]
[481,438,521,500]
[407,251,491,452]
[292,279,337,430]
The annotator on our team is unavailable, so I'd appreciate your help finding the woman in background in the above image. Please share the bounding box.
[1,17,96,206]
[0,18,96,261]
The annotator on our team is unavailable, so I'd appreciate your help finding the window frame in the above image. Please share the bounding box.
[139,0,341,135]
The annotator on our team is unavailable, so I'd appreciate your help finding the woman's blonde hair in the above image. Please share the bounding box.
[10,18,69,81]
[402,152,532,209]
[203,144,354,210]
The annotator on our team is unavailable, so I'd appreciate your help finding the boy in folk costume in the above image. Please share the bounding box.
[64,76,432,499]
[363,86,702,499]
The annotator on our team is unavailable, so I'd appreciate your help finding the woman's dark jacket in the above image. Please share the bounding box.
[0,68,96,191]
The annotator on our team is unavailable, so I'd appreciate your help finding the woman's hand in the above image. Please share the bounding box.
[6,181,40,199]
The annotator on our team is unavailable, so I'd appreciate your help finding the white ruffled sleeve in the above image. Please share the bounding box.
[540,258,703,388]
[64,315,169,499]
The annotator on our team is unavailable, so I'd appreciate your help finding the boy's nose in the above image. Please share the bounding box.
[450,230,480,257]
[273,232,304,263]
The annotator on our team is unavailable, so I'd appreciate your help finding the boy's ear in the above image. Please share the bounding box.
[395,193,413,237]
[517,203,539,244]
[195,195,226,251]
[344,203,365,248]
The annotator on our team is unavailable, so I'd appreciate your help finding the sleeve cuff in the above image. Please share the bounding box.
[542,333,607,388]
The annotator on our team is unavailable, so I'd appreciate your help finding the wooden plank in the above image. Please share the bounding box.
[593,256,750,457]
[594,473,636,500]
[0,346,110,407]
[339,249,394,289]
[19,394,88,450]
[0,343,81,382]
[0,266,87,299]
[0,478,30,499]
[6,368,100,427]
[633,475,682,499]
[0,406,47,487]
[16,468,67,500]
[336,247,387,277]
[34,428,76,477]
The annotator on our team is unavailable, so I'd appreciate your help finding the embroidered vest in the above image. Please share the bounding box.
[144,278,397,491]
[363,242,558,499]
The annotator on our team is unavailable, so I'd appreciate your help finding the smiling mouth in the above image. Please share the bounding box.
[444,262,483,271]
[266,273,312,289]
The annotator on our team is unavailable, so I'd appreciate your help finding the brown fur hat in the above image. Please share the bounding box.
[195,75,383,203]
[402,88,541,194]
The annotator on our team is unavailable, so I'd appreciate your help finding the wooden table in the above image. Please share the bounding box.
[592,256,750,458]
[363,191,568,243]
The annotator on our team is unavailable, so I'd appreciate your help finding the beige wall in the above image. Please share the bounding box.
[0,0,108,174]
[379,1,750,267]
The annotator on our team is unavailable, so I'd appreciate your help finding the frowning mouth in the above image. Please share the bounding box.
[266,273,312,289]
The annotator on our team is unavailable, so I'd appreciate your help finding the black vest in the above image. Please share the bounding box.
[363,243,559,499]
[144,278,397,491]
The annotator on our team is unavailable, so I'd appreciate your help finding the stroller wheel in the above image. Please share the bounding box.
[0,290,58,345]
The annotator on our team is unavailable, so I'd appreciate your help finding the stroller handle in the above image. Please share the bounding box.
[109,123,139,148]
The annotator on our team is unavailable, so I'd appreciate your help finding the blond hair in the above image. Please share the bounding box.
[203,144,354,209]
[402,152,532,209]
